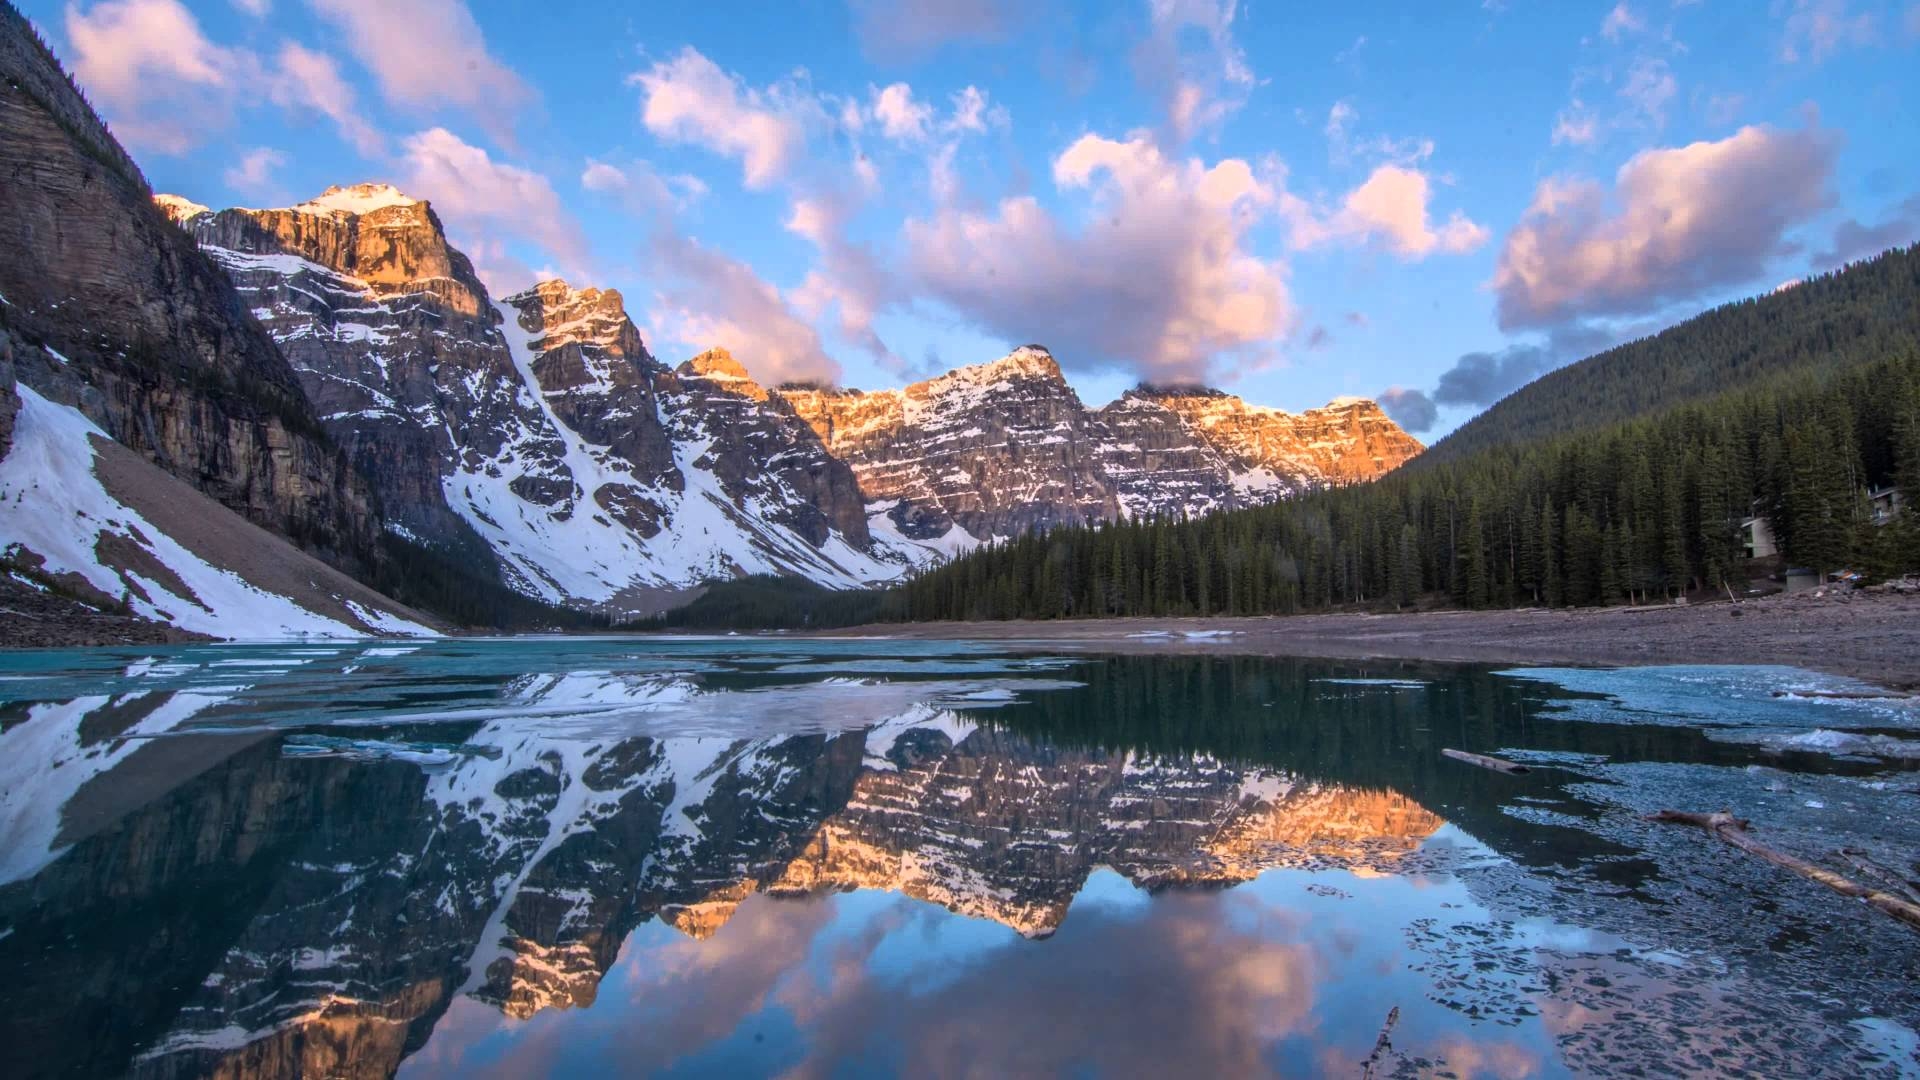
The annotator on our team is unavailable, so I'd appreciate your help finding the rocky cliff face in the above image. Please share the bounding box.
[1133,389,1425,489]
[0,11,379,566]
[778,346,1424,534]
[171,188,910,610]
[778,346,1122,543]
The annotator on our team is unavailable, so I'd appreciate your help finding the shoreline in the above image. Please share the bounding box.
[818,589,1920,691]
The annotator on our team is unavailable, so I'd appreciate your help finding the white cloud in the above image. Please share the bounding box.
[785,195,898,367]
[1779,0,1877,62]
[1601,2,1645,41]
[270,42,383,156]
[1135,0,1255,143]
[65,0,250,153]
[630,48,820,190]
[1285,166,1488,259]
[905,133,1291,384]
[222,146,287,198]
[579,158,707,213]
[308,0,529,141]
[1552,100,1599,146]
[1619,56,1677,130]
[870,83,933,141]
[846,0,1023,59]
[232,0,269,13]
[398,128,589,289]
[943,85,1004,134]
[1492,123,1838,328]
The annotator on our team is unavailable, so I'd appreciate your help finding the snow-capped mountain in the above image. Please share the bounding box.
[776,345,1424,537]
[170,186,929,611]
[146,183,1419,616]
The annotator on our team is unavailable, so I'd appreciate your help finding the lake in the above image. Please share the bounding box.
[2,637,1917,1078]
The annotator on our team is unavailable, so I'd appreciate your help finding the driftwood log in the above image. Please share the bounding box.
[1648,810,1920,931]
[1441,748,1530,774]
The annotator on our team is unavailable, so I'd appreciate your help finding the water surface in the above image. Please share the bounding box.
[2,638,1917,1078]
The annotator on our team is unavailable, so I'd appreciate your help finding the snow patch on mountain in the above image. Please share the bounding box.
[0,386,432,640]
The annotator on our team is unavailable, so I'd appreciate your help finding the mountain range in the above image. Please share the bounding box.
[0,12,1418,635]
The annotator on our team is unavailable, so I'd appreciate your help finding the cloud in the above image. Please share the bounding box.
[1601,2,1645,40]
[232,0,269,13]
[1814,194,1920,268]
[1134,0,1255,143]
[1285,165,1489,259]
[1491,123,1837,329]
[1552,100,1599,146]
[847,0,1024,60]
[630,48,821,190]
[65,0,249,153]
[905,132,1290,384]
[307,0,529,141]
[943,85,1005,135]
[1778,0,1877,62]
[1618,57,1676,130]
[786,193,899,367]
[647,230,840,385]
[1378,387,1438,433]
[579,158,708,215]
[270,42,383,156]
[870,83,933,141]
[222,146,288,199]
[397,128,588,289]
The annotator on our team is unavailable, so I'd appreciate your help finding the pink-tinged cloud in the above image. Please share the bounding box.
[65,0,248,153]
[648,231,841,385]
[630,48,819,190]
[1492,123,1838,329]
[398,128,589,290]
[905,132,1290,384]
[579,158,707,215]
[786,195,899,368]
[1285,166,1489,260]
[847,0,1025,60]
[869,82,933,141]
[222,146,287,199]
[1600,2,1644,41]
[270,42,383,156]
[1134,0,1254,143]
[308,0,529,140]
[1779,0,1877,62]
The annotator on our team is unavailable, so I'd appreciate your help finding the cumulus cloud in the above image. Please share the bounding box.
[1378,386,1439,434]
[398,128,588,289]
[870,83,933,141]
[1134,0,1255,143]
[1778,0,1877,62]
[1815,194,1920,268]
[1285,166,1489,259]
[944,85,1005,134]
[647,230,840,385]
[1618,57,1676,130]
[787,195,900,368]
[905,132,1290,384]
[630,48,821,190]
[1492,123,1837,329]
[270,42,383,156]
[65,0,249,153]
[308,0,528,141]
[847,0,1024,60]
[222,146,288,199]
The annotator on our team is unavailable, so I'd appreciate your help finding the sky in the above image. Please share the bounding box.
[20,0,1920,438]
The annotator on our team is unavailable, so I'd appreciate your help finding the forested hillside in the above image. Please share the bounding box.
[895,347,1920,621]
[1419,245,1920,466]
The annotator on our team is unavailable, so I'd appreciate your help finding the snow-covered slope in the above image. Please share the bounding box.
[0,385,436,640]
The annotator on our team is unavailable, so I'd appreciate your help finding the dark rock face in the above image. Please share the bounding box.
[1090,392,1241,519]
[183,187,564,554]
[669,348,872,547]
[0,12,378,564]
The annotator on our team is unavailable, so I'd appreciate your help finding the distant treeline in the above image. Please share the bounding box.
[893,349,1920,621]
[639,574,899,630]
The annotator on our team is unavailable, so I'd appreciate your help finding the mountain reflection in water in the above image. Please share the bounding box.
[0,640,1916,1079]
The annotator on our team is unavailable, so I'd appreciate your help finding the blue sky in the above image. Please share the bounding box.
[22,0,1920,437]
